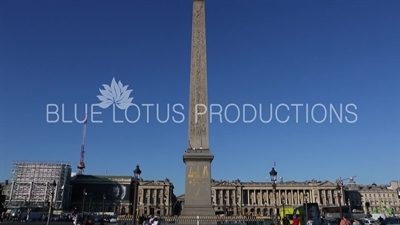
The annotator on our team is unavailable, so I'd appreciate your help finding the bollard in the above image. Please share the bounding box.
[197,215,200,225]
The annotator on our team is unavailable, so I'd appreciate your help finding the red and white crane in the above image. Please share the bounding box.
[77,114,88,175]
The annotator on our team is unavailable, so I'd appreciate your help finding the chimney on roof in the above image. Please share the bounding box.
[5,180,8,185]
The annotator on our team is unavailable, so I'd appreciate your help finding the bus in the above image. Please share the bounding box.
[9,206,49,221]
[321,206,365,220]
[279,203,320,225]
[279,206,305,225]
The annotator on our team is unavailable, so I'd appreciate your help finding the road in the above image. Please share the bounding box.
[0,221,118,225]
[0,222,73,225]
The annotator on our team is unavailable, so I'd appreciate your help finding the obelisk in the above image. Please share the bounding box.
[181,0,215,217]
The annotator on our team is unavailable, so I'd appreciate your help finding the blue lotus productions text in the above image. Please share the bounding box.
[46,103,357,124]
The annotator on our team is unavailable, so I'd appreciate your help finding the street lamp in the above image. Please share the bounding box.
[270,167,278,225]
[365,202,370,215]
[82,189,87,223]
[46,180,57,225]
[132,165,142,225]
[102,194,106,219]
[336,183,343,218]
[282,197,286,218]
[304,194,308,223]
[348,199,352,218]
[397,187,400,199]
[163,195,167,216]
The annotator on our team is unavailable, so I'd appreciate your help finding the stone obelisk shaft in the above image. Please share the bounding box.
[188,0,209,152]
[182,0,215,217]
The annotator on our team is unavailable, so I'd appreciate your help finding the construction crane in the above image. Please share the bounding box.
[77,114,88,175]
[337,175,357,184]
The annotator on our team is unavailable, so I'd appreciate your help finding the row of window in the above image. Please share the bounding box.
[363,193,397,198]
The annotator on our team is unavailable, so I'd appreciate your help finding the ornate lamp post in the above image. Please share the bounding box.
[397,187,400,198]
[270,167,278,225]
[304,194,308,223]
[102,193,106,219]
[348,199,352,218]
[365,201,370,216]
[82,189,87,223]
[132,165,142,225]
[46,180,57,225]
[282,197,286,219]
[163,196,167,216]
[336,183,343,218]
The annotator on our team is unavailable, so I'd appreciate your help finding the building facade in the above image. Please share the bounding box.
[70,175,133,213]
[6,162,72,210]
[137,179,175,216]
[70,175,176,216]
[209,179,340,216]
[175,179,400,216]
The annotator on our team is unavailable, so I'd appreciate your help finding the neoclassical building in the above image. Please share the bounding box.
[345,179,400,214]
[175,179,400,216]
[208,179,339,216]
[70,175,176,216]
[137,179,176,216]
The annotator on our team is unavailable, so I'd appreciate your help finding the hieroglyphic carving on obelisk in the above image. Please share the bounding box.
[187,0,209,152]
[182,0,215,217]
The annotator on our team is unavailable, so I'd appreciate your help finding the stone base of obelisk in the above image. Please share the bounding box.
[180,205,216,217]
[182,152,215,218]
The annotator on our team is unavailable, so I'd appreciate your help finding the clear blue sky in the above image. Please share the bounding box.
[0,0,399,195]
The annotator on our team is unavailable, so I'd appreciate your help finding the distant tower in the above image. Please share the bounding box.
[77,114,88,174]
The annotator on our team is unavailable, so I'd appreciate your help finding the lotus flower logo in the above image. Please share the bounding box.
[97,78,134,110]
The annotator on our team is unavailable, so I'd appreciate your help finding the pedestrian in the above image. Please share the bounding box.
[293,215,300,225]
[352,218,360,225]
[340,216,351,225]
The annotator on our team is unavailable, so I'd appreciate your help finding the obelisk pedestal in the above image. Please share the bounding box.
[181,0,215,217]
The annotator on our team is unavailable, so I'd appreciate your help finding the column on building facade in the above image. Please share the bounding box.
[318,189,322,205]
[296,189,299,205]
[320,190,324,205]
[220,189,223,205]
[146,189,150,207]
[216,188,219,205]
[246,189,249,206]
[221,189,224,206]
[232,189,236,206]
[159,188,163,214]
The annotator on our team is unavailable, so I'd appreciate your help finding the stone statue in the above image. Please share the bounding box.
[250,192,255,200]
[263,192,268,200]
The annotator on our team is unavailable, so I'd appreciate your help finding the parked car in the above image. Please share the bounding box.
[110,217,118,223]
[361,218,377,225]
[381,217,400,225]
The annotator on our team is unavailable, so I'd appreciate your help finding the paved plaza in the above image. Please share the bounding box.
[0,222,117,225]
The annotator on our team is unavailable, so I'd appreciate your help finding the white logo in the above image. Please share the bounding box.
[97,78,134,110]
[46,78,358,124]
